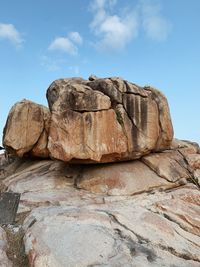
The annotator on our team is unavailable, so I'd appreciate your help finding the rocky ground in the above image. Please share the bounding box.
[0,139,200,267]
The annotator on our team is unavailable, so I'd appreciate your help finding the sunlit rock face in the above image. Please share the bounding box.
[46,76,173,163]
[3,76,173,163]
[3,99,50,158]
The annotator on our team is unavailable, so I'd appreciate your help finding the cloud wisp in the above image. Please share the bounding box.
[89,0,172,52]
[48,31,83,56]
[90,0,139,52]
[140,0,172,41]
[0,23,24,47]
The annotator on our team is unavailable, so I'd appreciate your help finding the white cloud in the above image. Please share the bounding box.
[48,37,77,55]
[48,31,83,56]
[90,0,139,51]
[143,16,172,41]
[69,31,83,45]
[140,0,172,41]
[89,0,172,51]
[0,23,23,46]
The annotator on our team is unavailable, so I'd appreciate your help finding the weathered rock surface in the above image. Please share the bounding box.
[3,99,50,158]
[0,227,12,267]
[0,140,199,266]
[77,141,198,195]
[47,77,173,163]
[3,76,173,163]
[20,182,200,267]
[77,160,173,195]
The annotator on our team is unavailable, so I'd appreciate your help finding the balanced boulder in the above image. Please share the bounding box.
[46,76,173,163]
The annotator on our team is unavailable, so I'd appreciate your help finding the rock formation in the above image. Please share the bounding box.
[0,76,199,266]
[3,76,173,163]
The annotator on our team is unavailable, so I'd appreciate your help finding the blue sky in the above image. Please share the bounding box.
[0,0,200,145]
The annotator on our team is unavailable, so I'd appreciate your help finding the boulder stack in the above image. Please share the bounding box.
[3,76,173,163]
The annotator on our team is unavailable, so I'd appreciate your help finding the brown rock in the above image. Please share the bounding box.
[3,99,50,158]
[144,86,174,150]
[48,109,128,162]
[77,160,175,195]
[153,185,200,236]
[2,76,174,163]
[194,169,200,183]
[47,77,174,163]
[171,139,200,156]
[142,150,192,182]
[185,154,200,170]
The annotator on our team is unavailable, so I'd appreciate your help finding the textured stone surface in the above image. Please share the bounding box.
[77,149,194,195]
[46,76,173,163]
[77,160,175,195]
[22,184,200,267]
[0,227,12,267]
[0,158,100,213]
[142,150,192,182]
[0,142,199,266]
[2,77,174,163]
[185,154,200,170]
[3,100,50,158]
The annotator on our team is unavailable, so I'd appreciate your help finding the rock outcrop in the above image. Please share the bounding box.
[3,76,173,163]
[0,139,199,266]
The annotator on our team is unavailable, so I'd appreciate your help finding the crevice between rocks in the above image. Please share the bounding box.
[72,108,111,113]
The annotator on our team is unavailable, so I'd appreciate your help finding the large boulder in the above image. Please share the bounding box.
[46,76,173,163]
[3,99,50,158]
